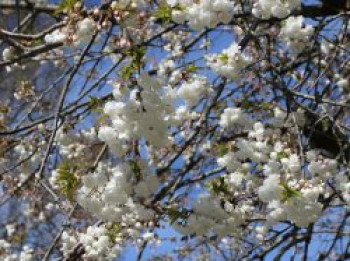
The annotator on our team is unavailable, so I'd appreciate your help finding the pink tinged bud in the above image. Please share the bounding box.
[93,8,100,17]
[119,38,130,48]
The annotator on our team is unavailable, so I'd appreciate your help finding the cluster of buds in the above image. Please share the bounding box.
[14,81,35,100]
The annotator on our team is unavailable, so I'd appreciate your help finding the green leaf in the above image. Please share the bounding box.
[207,177,230,196]
[0,105,9,114]
[218,53,229,63]
[241,100,255,110]
[153,3,172,23]
[96,113,109,125]
[187,64,198,73]
[55,0,78,14]
[276,151,288,161]
[261,102,272,110]
[215,143,229,157]
[120,47,147,80]
[174,4,186,11]
[166,207,187,224]
[55,161,79,202]
[280,183,301,202]
[129,160,142,181]
[106,223,121,243]
[88,96,102,108]
[134,46,147,61]
[120,64,137,80]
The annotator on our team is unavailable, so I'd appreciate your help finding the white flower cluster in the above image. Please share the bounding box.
[336,174,350,204]
[19,246,34,261]
[44,29,67,44]
[307,150,338,179]
[101,74,175,150]
[61,225,122,261]
[173,195,249,238]
[100,73,209,154]
[14,143,42,182]
[111,0,145,9]
[252,0,301,19]
[258,174,282,203]
[280,16,314,54]
[74,18,96,45]
[219,107,252,129]
[2,47,15,61]
[157,59,176,83]
[55,127,98,159]
[266,184,324,227]
[76,162,158,222]
[167,0,234,30]
[162,31,190,58]
[45,18,95,45]
[206,42,251,81]
[216,107,339,227]
[0,240,34,261]
[177,76,209,106]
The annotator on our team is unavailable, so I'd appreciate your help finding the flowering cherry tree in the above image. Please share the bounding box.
[0,0,349,260]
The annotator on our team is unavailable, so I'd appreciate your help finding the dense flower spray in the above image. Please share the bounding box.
[0,0,349,260]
